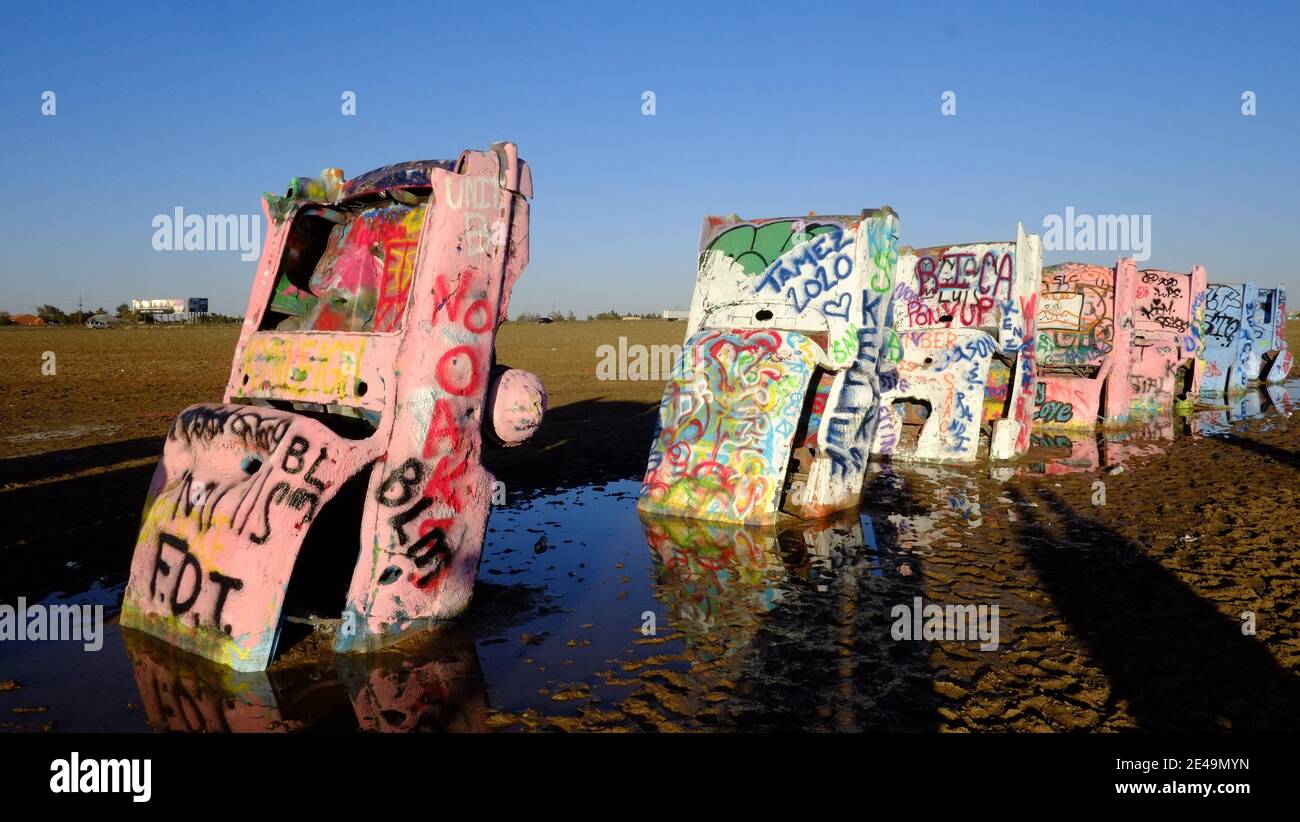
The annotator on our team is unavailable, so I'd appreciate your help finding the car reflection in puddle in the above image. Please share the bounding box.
[1017,380,1297,475]
[124,624,488,732]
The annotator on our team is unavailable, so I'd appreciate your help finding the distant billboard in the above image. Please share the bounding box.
[133,298,185,314]
[132,298,209,314]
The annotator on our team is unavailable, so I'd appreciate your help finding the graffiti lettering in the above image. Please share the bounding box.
[1033,400,1074,423]
[149,533,244,634]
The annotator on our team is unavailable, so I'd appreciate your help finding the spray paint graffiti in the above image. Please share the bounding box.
[1128,266,1205,418]
[639,210,900,524]
[1198,283,1256,395]
[638,328,824,524]
[872,225,1042,463]
[1034,259,1136,428]
[1253,286,1293,384]
[240,335,370,404]
[123,144,543,671]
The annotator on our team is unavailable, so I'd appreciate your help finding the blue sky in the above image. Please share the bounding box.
[1,1,1297,317]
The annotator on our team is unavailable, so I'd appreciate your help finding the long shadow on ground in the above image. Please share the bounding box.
[1211,431,1300,472]
[1012,486,1300,731]
[1,437,172,601]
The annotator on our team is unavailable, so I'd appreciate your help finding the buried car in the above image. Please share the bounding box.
[1127,266,1206,418]
[638,210,900,525]
[1250,285,1293,384]
[121,143,545,672]
[1033,259,1138,429]
[871,225,1043,463]
[1199,282,1261,395]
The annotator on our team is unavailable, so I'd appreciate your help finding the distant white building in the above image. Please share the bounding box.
[662,309,690,321]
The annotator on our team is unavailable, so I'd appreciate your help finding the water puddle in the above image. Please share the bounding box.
[1018,382,1298,474]
[2,380,1297,731]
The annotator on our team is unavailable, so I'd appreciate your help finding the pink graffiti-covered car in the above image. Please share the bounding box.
[122,143,545,671]
[1034,259,1137,428]
[1128,266,1206,417]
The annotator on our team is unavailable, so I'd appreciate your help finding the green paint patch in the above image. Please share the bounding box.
[706,221,838,276]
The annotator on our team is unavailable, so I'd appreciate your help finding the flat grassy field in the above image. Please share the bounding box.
[0,320,691,459]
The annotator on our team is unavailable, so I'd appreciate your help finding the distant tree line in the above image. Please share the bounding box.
[0,303,242,326]
[514,310,577,323]
[510,310,660,322]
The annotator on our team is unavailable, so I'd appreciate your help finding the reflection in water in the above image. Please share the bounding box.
[1020,420,1180,475]
[1263,383,1294,414]
[1018,380,1298,474]
[123,624,488,732]
[340,633,488,732]
[635,500,943,731]
[867,463,983,561]
[1197,380,1296,432]
[641,510,888,650]
[126,631,284,732]
[642,514,788,642]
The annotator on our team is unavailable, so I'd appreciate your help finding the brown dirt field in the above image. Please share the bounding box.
[0,319,682,462]
[1,320,1298,731]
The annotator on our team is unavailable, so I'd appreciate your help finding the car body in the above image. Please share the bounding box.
[1034,259,1137,428]
[638,210,900,525]
[1127,266,1206,418]
[872,225,1042,463]
[1250,285,1292,383]
[1199,282,1260,395]
[121,143,542,671]
[85,313,125,329]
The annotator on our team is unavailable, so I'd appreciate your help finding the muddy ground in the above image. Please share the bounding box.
[1,320,1298,732]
